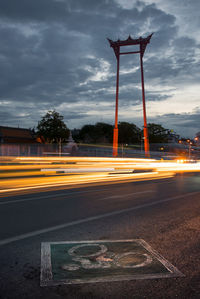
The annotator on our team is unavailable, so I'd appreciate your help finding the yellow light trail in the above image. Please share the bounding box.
[0,171,175,195]
[1,156,200,195]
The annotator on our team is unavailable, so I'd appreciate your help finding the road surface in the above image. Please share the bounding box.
[0,174,199,298]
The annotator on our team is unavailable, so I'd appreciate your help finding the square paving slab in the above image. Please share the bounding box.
[40,239,184,286]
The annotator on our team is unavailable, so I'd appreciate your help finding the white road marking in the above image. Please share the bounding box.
[0,187,110,205]
[0,190,199,247]
[0,178,174,205]
[99,190,154,201]
[0,189,152,205]
[0,190,154,208]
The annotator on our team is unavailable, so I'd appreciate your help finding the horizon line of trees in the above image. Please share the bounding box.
[73,122,178,144]
[36,110,179,145]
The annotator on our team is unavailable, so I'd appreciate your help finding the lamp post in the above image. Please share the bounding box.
[108,34,153,158]
[187,139,192,160]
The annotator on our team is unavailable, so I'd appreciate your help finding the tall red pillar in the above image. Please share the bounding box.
[140,48,150,157]
[113,54,120,157]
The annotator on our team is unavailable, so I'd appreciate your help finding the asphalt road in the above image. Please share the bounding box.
[0,174,199,299]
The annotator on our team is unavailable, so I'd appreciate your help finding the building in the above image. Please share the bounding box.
[0,126,40,156]
[0,126,78,156]
[0,126,37,144]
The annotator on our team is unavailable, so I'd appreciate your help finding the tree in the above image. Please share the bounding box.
[78,124,96,143]
[95,122,113,143]
[37,110,70,143]
[147,123,169,143]
[118,122,141,144]
[78,122,113,144]
[78,122,142,144]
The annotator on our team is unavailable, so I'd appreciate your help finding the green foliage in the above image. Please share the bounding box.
[77,122,172,145]
[37,110,70,143]
[77,121,172,145]
[118,122,141,144]
[78,122,113,144]
[77,122,141,144]
[147,123,169,143]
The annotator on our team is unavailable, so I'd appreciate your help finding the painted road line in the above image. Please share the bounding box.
[0,189,152,205]
[99,190,154,201]
[0,187,111,205]
[0,191,200,247]
[41,239,184,286]
[0,177,174,205]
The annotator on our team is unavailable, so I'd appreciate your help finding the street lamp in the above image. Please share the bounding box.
[186,139,192,160]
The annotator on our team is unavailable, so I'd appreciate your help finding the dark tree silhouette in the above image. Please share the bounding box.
[79,122,113,144]
[37,110,69,143]
[147,123,169,143]
[118,122,141,144]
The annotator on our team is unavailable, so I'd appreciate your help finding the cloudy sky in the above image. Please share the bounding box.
[0,0,200,138]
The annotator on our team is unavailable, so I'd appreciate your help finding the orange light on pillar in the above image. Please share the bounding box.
[113,53,120,157]
[140,46,150,157]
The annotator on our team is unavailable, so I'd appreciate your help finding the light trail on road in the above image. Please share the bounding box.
[1,156,200,195]
[0,171,175,195]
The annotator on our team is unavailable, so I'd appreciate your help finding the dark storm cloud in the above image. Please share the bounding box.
[0,110,13,121]
[0,0,70,22]
[148,111,200,138]
[0,0,199,135]
[162,112,200,128]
